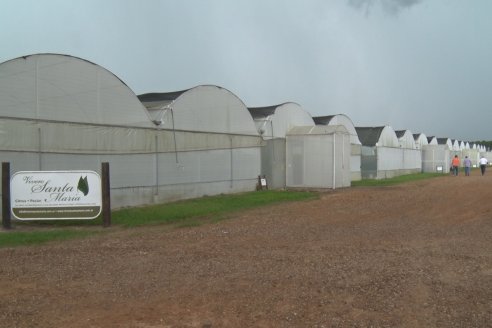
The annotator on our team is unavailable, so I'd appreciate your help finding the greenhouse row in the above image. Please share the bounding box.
[0,54,490,209]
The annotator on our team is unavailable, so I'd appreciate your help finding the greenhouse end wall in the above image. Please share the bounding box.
[351,144,362,181]
[286,130,351,189]
[260,138,286,189]
[422,145,451,173]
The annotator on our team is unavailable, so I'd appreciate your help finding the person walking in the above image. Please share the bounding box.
[451,155,460,176]
[479,155,488,176]
[463,156,472,176]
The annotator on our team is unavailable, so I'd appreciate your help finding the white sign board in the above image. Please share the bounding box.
[11,171,102,220]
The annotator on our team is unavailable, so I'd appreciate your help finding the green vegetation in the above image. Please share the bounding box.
[112,190,317,227]
[1,190,317,247]
[351,172,445,187]
[470,140,492,150]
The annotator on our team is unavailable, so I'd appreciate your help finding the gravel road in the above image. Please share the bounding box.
[1,171,491,327]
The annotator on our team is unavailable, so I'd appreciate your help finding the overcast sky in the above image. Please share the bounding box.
[1,0,491,141]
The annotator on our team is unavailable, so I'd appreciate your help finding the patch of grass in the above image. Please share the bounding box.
[1,190,317,247]
[112,190,318,227]
[351,173,445,187]
[0,230,97,248]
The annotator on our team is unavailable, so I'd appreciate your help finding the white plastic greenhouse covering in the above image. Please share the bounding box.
[422,145,451,173]
[375,147,421,177]
[413,133,428,149]
[0,54,154,127]
[247,102,315,189]
[248,102,315,139]
[396,130,416,149]
[140,85,260,135]
[437,138,453,149]
[395,130,422,173]
[313,114,362,181]
[427,137,438,145]
[462,149,480,167]
[452,140,460,152]
[0,54,262,210]
[357,126,420,179]
[286,125,350,189]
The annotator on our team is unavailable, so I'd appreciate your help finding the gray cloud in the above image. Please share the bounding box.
[348,0,422,15]
[2,0,492,140]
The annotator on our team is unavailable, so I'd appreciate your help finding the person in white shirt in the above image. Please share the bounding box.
[479,156,488,176]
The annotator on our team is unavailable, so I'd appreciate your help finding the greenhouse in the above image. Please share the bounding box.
[137,85,262,203]
[422,137,453,173]
[0,54,262,209]
[356,126,406,179]
[395,130,415,149]
[395,129,422,173]
[413,133,429,149]
[247,102,314,189]
[313,114,362,181]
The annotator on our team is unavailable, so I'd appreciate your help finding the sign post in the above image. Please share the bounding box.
[101,162,111,227]
[2,162,11,230]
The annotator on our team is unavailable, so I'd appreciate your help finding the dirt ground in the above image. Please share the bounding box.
[1,170,492,328]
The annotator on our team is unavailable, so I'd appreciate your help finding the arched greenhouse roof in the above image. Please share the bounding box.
[248,105,280,119]
[395,130,416,149]
[247,102,314,138]
[139,85,259,135]
[450,139,460,151]
[413,133,429,149]
[355,126,399,148]
[138,89,189,103]
[437,138,453,149]
[427,136,438,145]
[0,53,154,127]
[313,114,361,145]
